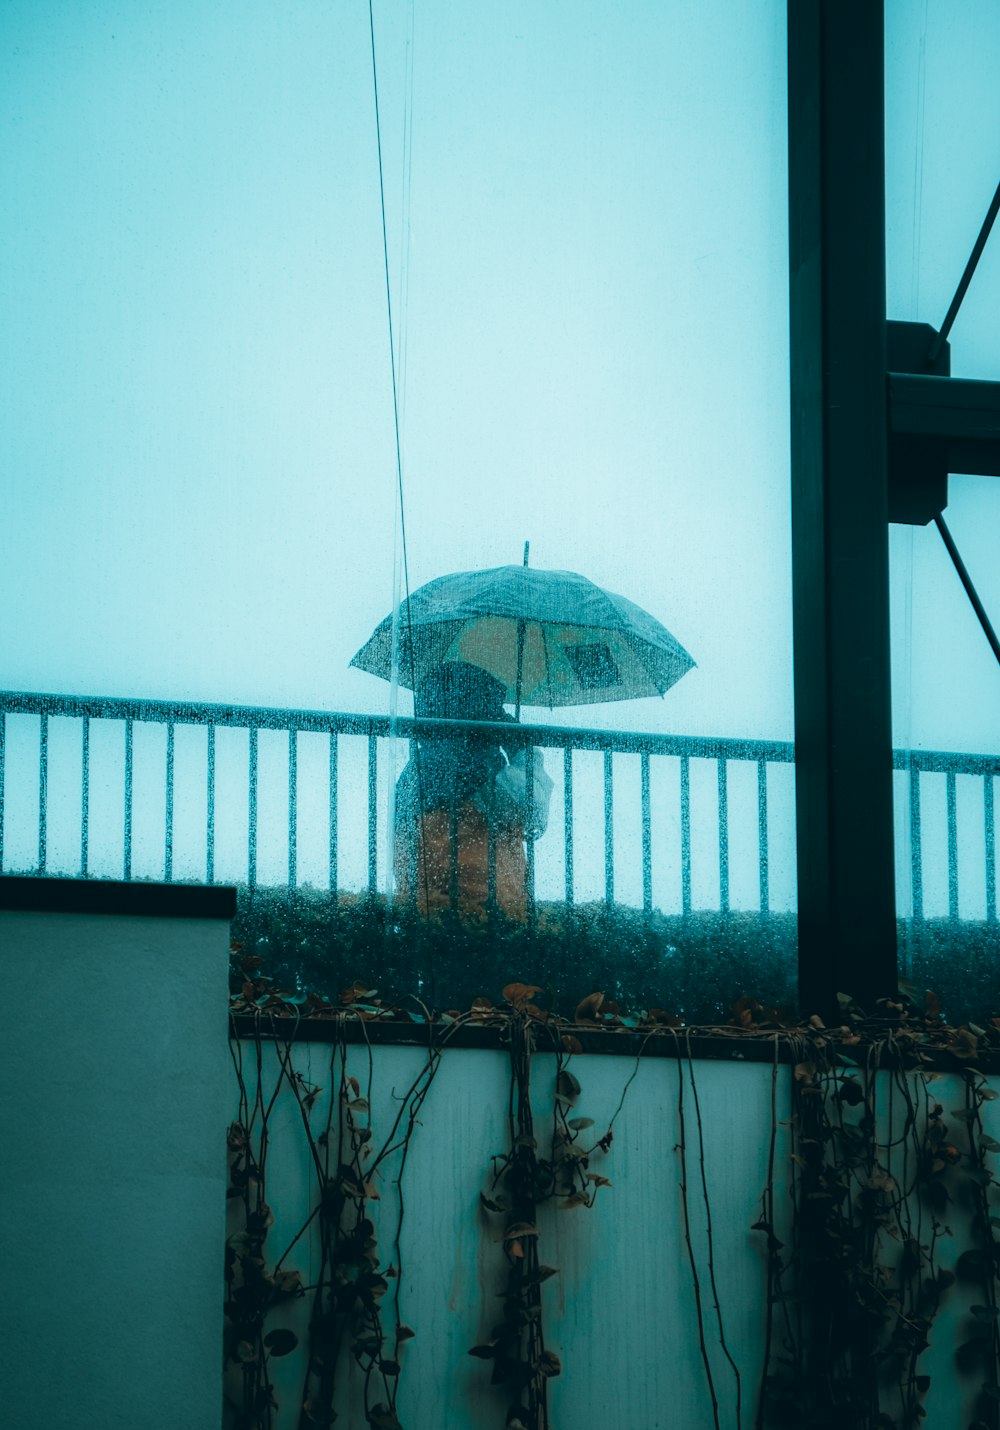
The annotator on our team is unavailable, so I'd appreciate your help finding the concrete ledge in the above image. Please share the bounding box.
[0,874,236,920]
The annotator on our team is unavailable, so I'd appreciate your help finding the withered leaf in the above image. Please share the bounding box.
[556,1070,582,1102]
[503,1223,539,1240]
[263,1328,298,1357]
[367,1404,402,1430]
[561,1034,583,1054]
[537,1350,561,1378]
[469,1341,498,1358]
[530,1265,559,1285]
[574,991,605,1022]
[646,1008,682,1027]
[503,982,543,1008]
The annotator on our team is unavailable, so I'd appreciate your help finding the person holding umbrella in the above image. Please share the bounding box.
[391,660,552,921]
[352,552,693,923]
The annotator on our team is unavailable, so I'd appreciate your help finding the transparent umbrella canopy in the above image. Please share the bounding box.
[350,564,695,710]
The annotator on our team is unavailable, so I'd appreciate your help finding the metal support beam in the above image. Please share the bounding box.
[889,373,1000,479]
[788,1,898,1016]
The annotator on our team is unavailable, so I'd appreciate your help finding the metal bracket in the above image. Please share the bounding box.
[887,319,1000,524]
[887,320,950,524]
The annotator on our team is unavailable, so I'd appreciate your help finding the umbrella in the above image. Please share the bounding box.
[350,563,695,710]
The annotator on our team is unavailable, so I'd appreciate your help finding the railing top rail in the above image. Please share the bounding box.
[892,747,1000,776]
[3,689,998,772]
[0,689,794,762]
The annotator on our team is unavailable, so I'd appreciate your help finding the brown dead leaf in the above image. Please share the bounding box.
[561,1034,583,1055]
[646,1008,683,1027]
[227,1122,249,1149]
[502,982,543,1008]
[503,1222,539,1240]
[574,991,605,1022]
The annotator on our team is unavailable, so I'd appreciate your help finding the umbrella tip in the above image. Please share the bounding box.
[523,540,530,567]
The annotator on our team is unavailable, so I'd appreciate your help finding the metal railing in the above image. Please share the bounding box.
[0,689,996,922]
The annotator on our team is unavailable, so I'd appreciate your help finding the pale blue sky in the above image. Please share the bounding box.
[1,1,997,912]
[2,0,792,742]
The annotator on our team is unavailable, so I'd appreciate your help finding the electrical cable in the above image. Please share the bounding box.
[368,0,433,963]
[368,0,416,684]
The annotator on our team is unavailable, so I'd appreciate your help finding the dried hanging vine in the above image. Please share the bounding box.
[748,992,1000,1430]
[224,952,457,1430]
[225,943,1000,1430]
[470,984,651,1430]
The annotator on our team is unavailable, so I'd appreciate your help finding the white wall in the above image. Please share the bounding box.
[0,887,232,1430]
[226,1037,1000,1430]
[226,1040,794,1430]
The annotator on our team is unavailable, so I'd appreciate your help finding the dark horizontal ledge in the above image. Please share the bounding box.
[888,372,1000,478]
[0,874,237,920]
[229,1013,1000,1075]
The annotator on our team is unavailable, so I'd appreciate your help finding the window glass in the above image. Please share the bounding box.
[1,1,794,1018]
[886,0,1000,1016]
[886,0,1000,379]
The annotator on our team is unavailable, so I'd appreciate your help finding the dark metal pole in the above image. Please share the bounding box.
[788,0,898,1016]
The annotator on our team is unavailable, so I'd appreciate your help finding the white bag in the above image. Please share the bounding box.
[492,748,553,839]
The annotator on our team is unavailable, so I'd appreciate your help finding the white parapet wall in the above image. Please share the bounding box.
[225,1026,1000,1430]
[226,1037,797,1430]
[0,876,235,1430]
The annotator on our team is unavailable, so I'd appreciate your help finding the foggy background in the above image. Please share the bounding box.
[1,1,997,917]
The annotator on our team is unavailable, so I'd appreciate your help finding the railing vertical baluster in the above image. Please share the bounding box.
[909,765,922,921]
[757,758,770,915]
[563,747,574,907]
[985,776,996,924]
[368,735,377,895]
[165,722,175,881]
[946,771,959,920]
[206,725,216,885]
[329,733,338,894]
[525,747,536,929]
[603,751,614,910]
[248,727,258,890]
[717,757,729,914]
[449,798,459,913]
[0,711,5,872]
[640,752,652,916]
[80,716,89,877]
[123,717,133,880]
[680,755,691,916]
[38,713,49,873]
[288,728,297,889]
